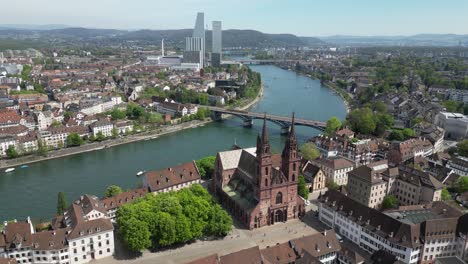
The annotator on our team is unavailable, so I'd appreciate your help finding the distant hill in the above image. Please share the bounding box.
[0,24,70,30]
[0,27,326,48]
[118,29,325,48]
[319,34,468,47]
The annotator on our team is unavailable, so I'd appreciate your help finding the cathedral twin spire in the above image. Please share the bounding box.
[256,112,297,158]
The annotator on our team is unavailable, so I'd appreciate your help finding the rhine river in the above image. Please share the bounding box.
[0,65,346,222]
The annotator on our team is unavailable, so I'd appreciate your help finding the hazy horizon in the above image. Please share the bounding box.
[2,0,468,36]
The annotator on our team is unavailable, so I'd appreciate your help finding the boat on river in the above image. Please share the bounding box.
[20,165,29,169]
[136,170,146,176]
[5,168,15,173]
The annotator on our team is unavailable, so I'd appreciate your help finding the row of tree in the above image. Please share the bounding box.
[116,184,232,252]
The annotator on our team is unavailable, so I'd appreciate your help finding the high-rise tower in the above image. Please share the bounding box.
[211,21,222,67]
[183,12,205,67]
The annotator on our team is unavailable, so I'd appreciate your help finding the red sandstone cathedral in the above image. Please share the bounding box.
[213,114,305,229]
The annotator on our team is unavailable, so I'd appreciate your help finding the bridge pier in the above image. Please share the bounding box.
[212,111,223,121]
[280,126,291,135]
[243,119,253,128]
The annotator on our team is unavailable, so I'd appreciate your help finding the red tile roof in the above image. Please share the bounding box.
[145,161,201,192]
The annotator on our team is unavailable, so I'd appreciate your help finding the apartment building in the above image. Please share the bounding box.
[318,190,467,264]
[347,165,388,209]
[311,157,354,186]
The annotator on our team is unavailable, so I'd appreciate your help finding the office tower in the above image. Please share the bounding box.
[184,12,205,67]
[193,12,205,39]
[211,21,222,67]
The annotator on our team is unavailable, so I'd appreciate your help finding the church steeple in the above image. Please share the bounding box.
[282,113,300,182]
[256,113,270,157]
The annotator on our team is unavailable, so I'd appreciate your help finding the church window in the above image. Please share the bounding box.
[293,163,296,171]
[276,192,283,204]
[292,174,295,181]
[265,167,269,175]
[265,178,268,187]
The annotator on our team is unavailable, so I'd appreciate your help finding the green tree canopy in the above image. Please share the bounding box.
[105,185,123,198]
[6,145,18,159]
[441,188,451,201]
[326,181,339,190]
[325,116,342,136]
[457,140,468,157]
[456,177,468,193]
[96,132,106,142]
[382,195,398,209]
[109,108,126,120]
[195,156,216,179]
[66,133,84,147]
[116,184,232,252]
[298,175,309,199]
[126,103,145,120]
[299,143,320,161]
[119,217,152,252]
[57,192,67,215]
[347,108,377,135]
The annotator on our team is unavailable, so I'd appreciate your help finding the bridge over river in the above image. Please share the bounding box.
[206,106,327,134]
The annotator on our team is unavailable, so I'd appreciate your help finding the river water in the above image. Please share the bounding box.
[0,65,346,222]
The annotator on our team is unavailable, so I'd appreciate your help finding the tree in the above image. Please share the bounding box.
[326,181,339,190]
[51,121,62,127]
[402,128,415,138]
[347,108,377,135]
[145,112,163,124]
[115,184,232,251]
[389,130,405,141]
[37,139,48,156]
[66,133,84,147]
[457,140,468,157]
[325,116,342,136]
[456,177,468,193]
[298,175,309,199]
[126,103,145,120]
[96,132,106,142]
[299,143,320,161]
[57,192,67,215]
[205,204,233,237]
[195,156,216,179]
[118,217,152,252]
[111,127,119,138]
[6,145,18,159]
[441,188,451,201]
[382,195,398,209]
[110,108,126,120]
[105,185,123,198]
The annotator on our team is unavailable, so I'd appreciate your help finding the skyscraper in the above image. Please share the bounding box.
[211,21,222,67]
[184,12,205,67]
[193,12,205,39]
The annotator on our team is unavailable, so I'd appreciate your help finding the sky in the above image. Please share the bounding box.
[2,0,468,36]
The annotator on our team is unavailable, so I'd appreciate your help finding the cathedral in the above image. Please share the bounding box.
[213,113,305,229]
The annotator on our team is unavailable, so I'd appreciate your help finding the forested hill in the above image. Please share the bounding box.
[0,27,326,48]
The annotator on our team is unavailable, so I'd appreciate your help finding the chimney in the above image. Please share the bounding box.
[366,219,370,225]
[389,231,394,238]
[377,225,381,231]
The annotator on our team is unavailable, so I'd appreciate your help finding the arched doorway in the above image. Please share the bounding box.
[275,210,284,223]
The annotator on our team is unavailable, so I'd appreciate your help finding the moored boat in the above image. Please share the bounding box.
[5,168,15,173]
[136,170,145,176]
